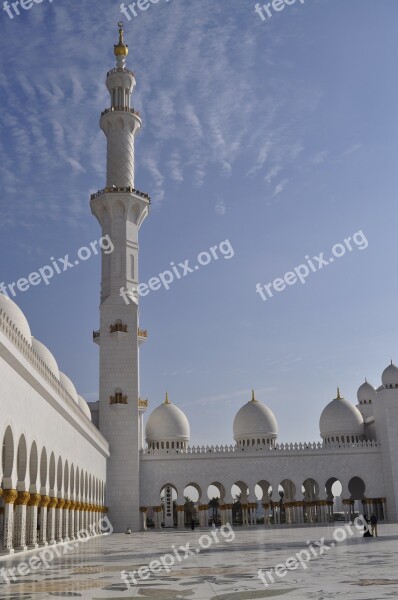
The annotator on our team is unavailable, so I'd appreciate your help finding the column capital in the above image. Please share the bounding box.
[64,500,72,510]
[15,491,31,506]
[3,489,18,504]
[28,493,41,507]
[140,506,148,513]
[40,495,51,508]
[56,498,66,509]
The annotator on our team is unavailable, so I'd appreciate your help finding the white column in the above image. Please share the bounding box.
[74,503,81,536]
[140,508,147,531]
[26,493,41,548]
[14,492,30,551]
[39,496,50,546]
[47,498,57,545]
[55,499,65,542]
[177,507,185,529]
[69,503,75,539]
[2,490,17,553]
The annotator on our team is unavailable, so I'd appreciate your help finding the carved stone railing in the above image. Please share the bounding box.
[90,186,150,201]
[101,106,141,119]
[141,439,381,457]
[106,67,135,77]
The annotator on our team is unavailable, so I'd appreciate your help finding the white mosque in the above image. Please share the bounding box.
[1,24,398,554]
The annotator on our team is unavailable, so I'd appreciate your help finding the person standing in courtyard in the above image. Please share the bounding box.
[370,513,378,537]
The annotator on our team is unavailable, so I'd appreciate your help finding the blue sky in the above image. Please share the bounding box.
[1,0,398,446]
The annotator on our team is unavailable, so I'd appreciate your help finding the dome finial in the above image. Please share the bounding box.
[114,21,128,64]
[251,389,257,402]
[336,387,341,400]
[164,391,170,405]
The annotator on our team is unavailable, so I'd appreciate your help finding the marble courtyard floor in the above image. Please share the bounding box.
[0,523,397,599]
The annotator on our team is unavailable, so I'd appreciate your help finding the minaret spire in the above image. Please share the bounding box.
[114,21,129,68]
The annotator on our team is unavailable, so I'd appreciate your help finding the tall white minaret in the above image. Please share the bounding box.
[90,22,150,532]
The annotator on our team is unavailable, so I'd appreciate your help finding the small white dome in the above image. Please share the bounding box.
[320,390,364,439]
[32,337,60,379]
[357,380,375,403]
[78,395,92,421]
[233,392,278,442]
[145,394,190,444]
[0,293,31,343]
[382,362,398,387]
[59,372,79,404]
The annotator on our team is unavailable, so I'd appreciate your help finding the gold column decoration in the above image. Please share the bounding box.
[140,506,148,513]
[15,491,30,506]
[153,506,163,513]
[75,502,81,511]
[3,489,18,504]
[48,497,58,509]
[176,505,185,512]
[40,496,51,508]
[28,493,41,507]
[69,501,76,511]
[56,498,65,510]
[198,504,208,511]
[0,489,3,498]
[64,500,72,510]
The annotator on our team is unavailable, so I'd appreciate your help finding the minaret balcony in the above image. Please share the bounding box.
[138,398,148,411]
[90,186,150,203]
[138,329,148,344]
[107,67,135,77]
[92,327,148,345]
[101,106,141,119]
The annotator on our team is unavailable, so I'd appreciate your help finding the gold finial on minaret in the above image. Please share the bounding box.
[336,387,341,399]
[114,21,128,58]
[164,391,170,405]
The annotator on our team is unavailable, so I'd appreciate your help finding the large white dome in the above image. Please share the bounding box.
[59,372,79,404]
[78,395,92,421]
[357,380,375,403]
[320,389,364,440]
[233,392,278,443]
[0,293,31,343]
[382,362,398,387]
[145,394,190,446]
[32,337,60,379]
